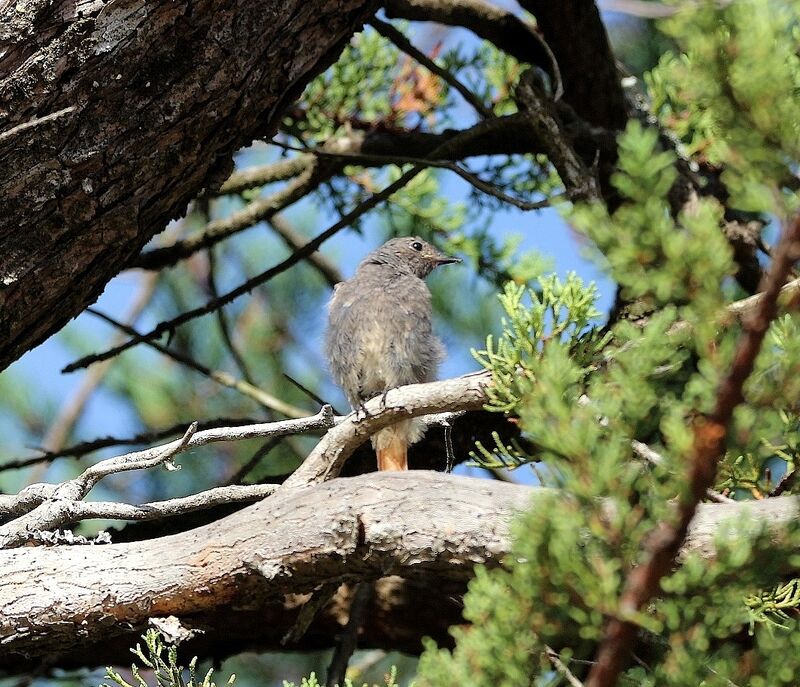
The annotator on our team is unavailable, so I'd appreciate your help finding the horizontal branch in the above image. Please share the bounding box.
[0,472,797,674]
[285,372,492,487]
[67,484,277,522]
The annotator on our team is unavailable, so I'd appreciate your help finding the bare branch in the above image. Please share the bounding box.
[285,372,492,487]
[0,407,335,548]
[268,215,343,287]
[1,473,798,673]
[67,484,277,522]
[587,213,800,687]
[274,141,558,210]
[206,247,258,386]
[1,418,265,474]
[213,156,314,196]
[384,0,561,95]
[131,157,331,271]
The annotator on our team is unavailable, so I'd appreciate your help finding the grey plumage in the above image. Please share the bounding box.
[324,236,460,470]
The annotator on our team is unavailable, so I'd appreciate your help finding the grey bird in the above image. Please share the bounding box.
[325,236,461,471]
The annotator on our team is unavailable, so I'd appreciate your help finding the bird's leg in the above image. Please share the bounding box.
[354,402,371,420]
[379,387,393,411]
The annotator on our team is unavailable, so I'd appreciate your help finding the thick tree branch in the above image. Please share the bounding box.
[516,0,627,132]
[0,0,378,371]
[384,0,558,89]
[0,473,797,675]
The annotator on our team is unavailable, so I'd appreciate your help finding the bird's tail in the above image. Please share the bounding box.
[377,437,407,471]
[373,421,414,471]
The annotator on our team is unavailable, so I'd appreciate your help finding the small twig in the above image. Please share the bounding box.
[545,645,584,687]
[0,106,76,144]
[85,308,310,418]
[326,582,372,687]
[384,0,562,98]
[282,582,340,645]
[225,436,285,485]
[268,215,343,287]
[272,141,555,210]
[207,247,257,386]
[587,214,800,687]
[282,373,338,413]
[370,17,493,119]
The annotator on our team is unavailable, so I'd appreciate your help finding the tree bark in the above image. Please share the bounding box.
[0,472,797,674]
[0,0,377,371]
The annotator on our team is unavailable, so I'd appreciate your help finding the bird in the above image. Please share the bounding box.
[325,236,461,471]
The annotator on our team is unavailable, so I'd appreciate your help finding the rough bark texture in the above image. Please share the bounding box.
[0,0,377,371]
[0,472,797,674]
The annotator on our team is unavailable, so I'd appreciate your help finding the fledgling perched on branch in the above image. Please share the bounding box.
[325,236,460,471]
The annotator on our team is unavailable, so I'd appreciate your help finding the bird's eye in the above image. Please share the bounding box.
[411,241,423,251]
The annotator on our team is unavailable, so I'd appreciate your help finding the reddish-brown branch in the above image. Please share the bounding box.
[586,213,800,687]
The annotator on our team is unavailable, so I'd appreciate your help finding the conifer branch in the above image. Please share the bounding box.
[587,214,800,687]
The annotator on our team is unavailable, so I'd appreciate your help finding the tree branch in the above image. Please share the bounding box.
[0,407,335,548]
[384,0,560,93]
[86,308,311,418]
[284,372,492,487]
[0,473,797,674]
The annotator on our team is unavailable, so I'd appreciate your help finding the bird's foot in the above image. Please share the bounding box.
[379,388,393,411]
[354,402,372,421]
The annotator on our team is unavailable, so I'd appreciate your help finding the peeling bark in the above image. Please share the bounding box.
[0,0,377,370]
[0,472,797,674]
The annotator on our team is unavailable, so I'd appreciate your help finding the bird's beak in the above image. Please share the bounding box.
[435,251,462,265]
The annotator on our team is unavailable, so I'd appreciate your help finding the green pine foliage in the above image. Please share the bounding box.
[103,630,235,687]
[418,2,800,684]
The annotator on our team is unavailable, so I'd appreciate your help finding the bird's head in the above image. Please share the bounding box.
[361,236,461,278]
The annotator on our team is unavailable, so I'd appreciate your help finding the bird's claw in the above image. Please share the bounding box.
[354,402,371,421]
